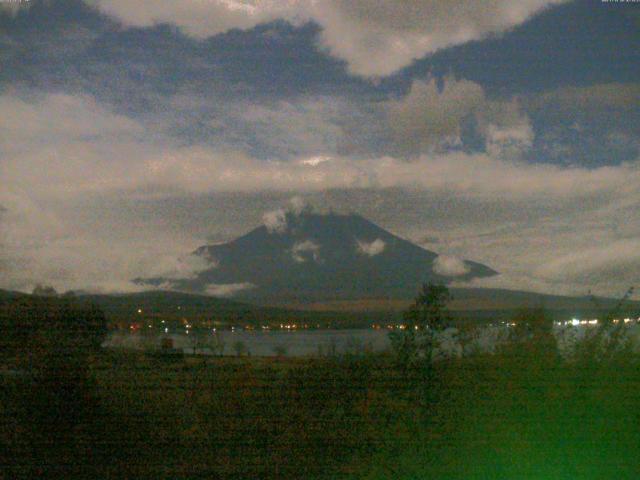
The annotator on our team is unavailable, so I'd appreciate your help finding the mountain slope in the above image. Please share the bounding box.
[139,211,497,301]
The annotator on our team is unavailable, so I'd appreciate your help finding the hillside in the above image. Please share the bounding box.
[77,290,397,328]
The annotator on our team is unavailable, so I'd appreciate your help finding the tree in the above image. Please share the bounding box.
[510,307,556,355]
[501,307,558,367]
[0,295,107,359]
[32,284,58,297]
[390,283,452,369]
[0,294,108,477]
[579,287,637,363]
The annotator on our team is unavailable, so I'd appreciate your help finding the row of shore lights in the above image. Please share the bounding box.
[133,307,639,333]
[557,318,639,327]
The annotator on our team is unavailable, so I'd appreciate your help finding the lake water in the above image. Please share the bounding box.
[104,329,391,357]
[103,323,640,358]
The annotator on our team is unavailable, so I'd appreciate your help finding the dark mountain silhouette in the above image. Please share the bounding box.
[138,211,497,301]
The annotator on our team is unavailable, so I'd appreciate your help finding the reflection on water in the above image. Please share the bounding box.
[104,329,391,357]
[104,323,640,358]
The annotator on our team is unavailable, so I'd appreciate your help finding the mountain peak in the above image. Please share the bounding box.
[139,211,497,301]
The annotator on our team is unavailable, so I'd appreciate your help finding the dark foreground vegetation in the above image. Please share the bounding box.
[1,289,639,479]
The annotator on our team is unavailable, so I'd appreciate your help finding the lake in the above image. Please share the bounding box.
[103,322,640,358]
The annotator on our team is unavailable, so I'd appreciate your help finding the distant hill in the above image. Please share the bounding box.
[72,288,640,326]
[138,211,497,302]
[0,289,26,305]
[274,287,640,322]
[77,290,396,328]
[3,288,637,328]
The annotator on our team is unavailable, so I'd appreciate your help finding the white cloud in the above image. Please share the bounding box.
[310,0,568,76]
[239,98,344,159]
[263,208,288,233]
[300,156,331,166]
[477,100,534,159]
[291,239,321,263]
[0,2,30,15]
[386,77,533,157]
[135,148,640,198]
[0,183,206,294]
[205,282,255,297]
[356,238,386,257]
[484,122,534,158]
[92,0,567,76]
[2,92,639,298]
[0,203,202,294]
[288,195,308,214]
[89,0,297,38]
[0,93,148,197]
[387,77,484,154]
[535,240,640,284]
[11,92,634,201]
[433,255,470,276]
[262,197,311,233]
[147,252,217,280]
[0,93,141,137]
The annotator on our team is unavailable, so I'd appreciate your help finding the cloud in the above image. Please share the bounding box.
[0,93,148,197]
[291,239,321,263]
[484,122,534,159]
[0,2,30,15]
[310,0,568,76]
[0,93,143,146]
[238,98,345,159]
[533,83,640,113]
[433,255,470,276]
[387,77,484,154]
[3,92,640,201]
[147,252,217,280]
[535,240,640,285]
[135,148,640,198]
[204,282,255,297]
[0,186,206,294]
[12,92,635,202]
[288,195,308,214]
[525,83,640,166]
[92,0,567,76]
[263,208,288,233]
[2,91,639,298]
[262,197,312,233]
[477,100,533,159]
[386,77,533,157]
[88,0,297,38]
[356,238,386,257]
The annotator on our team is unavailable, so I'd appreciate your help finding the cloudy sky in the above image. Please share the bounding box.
[1,0,638,297]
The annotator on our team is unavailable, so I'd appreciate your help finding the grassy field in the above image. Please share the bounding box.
[2,293,639,479]
[3,347,640,479]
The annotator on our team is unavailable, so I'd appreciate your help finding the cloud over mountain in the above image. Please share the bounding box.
[205,282,255,297]
[291,240,321,263]
[137,210,497,300]
[356,238,386,257]
[433,255,470,277]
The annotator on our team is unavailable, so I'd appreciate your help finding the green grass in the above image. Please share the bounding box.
[2,348,640,479]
